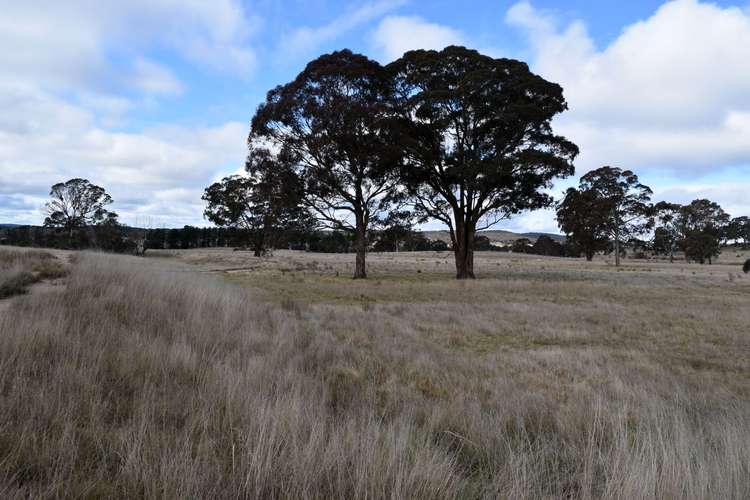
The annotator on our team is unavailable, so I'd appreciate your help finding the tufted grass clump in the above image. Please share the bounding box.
[0,248,67,299]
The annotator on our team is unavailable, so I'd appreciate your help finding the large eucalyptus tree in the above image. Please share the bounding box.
[388,46,578,279]
[251,50,401,279]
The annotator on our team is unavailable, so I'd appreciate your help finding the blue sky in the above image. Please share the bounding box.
[1,0,749,232]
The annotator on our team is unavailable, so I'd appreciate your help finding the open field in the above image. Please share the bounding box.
[1,246,749,498]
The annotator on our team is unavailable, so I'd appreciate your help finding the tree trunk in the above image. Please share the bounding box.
[614,212,621,267]
[253,228,265,257]
[453,220,476,280]
[353,219,367,279]
[254,218,272,257]
[585,251,594,261]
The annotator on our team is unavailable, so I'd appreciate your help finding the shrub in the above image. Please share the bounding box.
[0,249,67,298]
[0,271,35,298]
[31,258,67,280]
[743,259,750,274]
[511,238,533,253]
[530,236,564,257]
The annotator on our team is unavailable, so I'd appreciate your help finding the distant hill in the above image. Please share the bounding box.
[0,224,21,229]
[421,229,564,244]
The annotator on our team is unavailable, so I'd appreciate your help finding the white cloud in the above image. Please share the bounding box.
[506,0,750,175]
[0,0,258,98]
[280,0,407,58]
[390,1,750,232]
[130,59,184,96]
[0,84,247,226]
[0,0,259,226]
[654,181,750,218]
[371,15,466,61]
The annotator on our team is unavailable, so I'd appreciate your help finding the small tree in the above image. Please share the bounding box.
[43,178,117,247]
[676,199,729,264]
[681,229,721,264]
[388,46,577,279]
[653,201,683,262]
[511,238,533,254]
[252,50,402,279]
[372,211,413,252]
[556,188,611,261]
[203,148,309,257]
[531,235,564,257]
[578,167,654,266]
[726,216,750,248]
[474,235,494,251]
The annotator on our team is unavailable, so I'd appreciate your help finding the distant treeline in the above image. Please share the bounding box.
[0,225,294,252]
[0,224,579,257]
[0,224,453,254]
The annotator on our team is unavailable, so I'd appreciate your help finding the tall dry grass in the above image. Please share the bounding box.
[0,251,748,498]
[0,248,66,299]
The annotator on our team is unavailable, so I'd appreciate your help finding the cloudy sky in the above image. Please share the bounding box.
[1,0,749,232]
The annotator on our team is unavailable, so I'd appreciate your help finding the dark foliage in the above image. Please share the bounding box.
[726,216,749,248]
[743,259,750,274]
[511,238,533,254]
[306,231,352,253]
[681,229,721,265]
[203,148,311,256]
[43,178,118,248]
[556,188,611,261]
[252,50,402,278]
[652,202,682,261]
[530,235,564,257]
[579,167,653,266]
[0,271,35,299]
[676,199,729,264]
[474,235,494,251]
[388,46,577,278]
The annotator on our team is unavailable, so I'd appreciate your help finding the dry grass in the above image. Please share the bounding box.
[0,248,67,299]
[0,249,749,498]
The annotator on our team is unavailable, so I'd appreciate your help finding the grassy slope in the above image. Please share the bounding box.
[0,248,749,498]
[0,248,67,299]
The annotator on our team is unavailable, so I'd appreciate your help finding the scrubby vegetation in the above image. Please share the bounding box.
[1,249,748,498]
[0,249,66,298]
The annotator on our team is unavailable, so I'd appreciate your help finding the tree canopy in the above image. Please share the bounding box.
[556,188,611,261]
[579,167,653,266]
[727,216,750,248]
[676,199,729,264]
[251,49,402,278]
[203,148,309,257]
[652,201,682,261]
[387,46,578,278]
[43,178,117,247]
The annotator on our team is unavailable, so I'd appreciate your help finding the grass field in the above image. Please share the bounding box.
[0,248,67,300]
[1,246,749,498]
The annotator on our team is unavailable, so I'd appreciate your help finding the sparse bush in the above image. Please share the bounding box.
[511,238,533,253]
[530,235,564,257]
[0,270,35,298]
[743,259,750,274]
[0,249,67,298]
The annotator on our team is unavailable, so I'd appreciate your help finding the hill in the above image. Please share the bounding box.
[421,229,564,244]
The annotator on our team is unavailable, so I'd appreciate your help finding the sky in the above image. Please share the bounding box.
[1,0,749,233]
